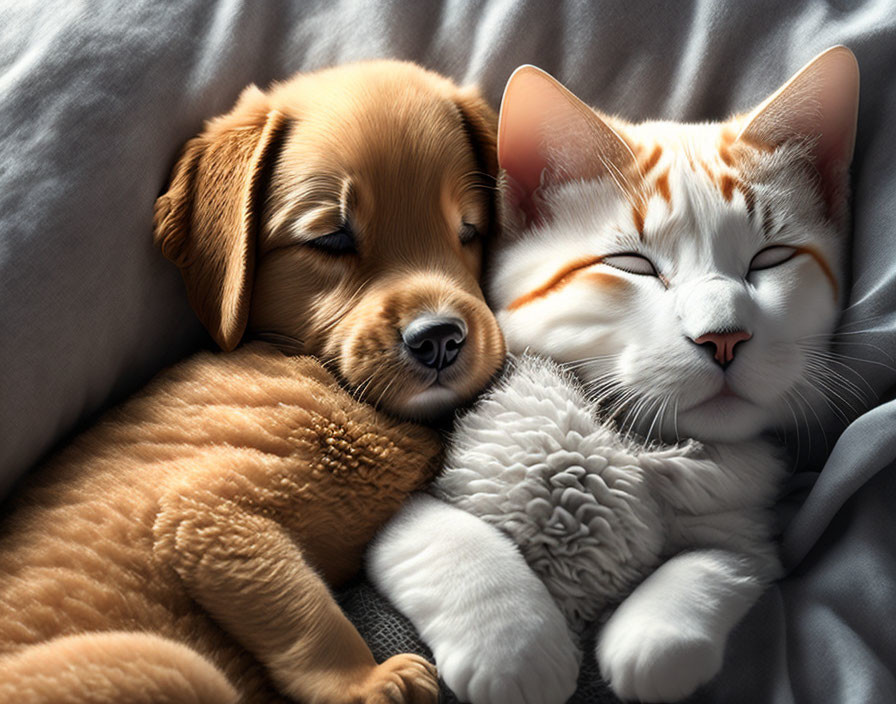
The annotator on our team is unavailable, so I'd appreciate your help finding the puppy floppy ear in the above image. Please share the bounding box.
[154,86,289,351]
[454,87,499,186]
[453,88,499,244]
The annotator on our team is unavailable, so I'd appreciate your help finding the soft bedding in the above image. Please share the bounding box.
[1,1,895,702]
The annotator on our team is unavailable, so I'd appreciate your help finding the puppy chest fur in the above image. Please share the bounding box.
[0,344,440,698]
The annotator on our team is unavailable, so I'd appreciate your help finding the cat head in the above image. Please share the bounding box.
[491,47,859,443]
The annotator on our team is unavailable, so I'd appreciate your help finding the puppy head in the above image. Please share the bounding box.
[155,61,505,420]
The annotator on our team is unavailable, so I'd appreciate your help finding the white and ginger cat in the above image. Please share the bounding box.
[368,46,859,704]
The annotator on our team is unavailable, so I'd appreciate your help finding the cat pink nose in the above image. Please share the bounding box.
[693,330,752,368]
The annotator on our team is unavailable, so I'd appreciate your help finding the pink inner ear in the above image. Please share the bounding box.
[738,46,859,219]
[814,50,860,216]
[498,65,638,227]
[501,167,541,225]
[498,66,556,222]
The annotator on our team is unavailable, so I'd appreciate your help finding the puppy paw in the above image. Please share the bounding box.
[356,653,439,704]
[597,620,722,703]
[435,619,580,704]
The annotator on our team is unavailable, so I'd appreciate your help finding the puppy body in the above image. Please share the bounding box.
[0,61,503,703]
[0,345,441,703]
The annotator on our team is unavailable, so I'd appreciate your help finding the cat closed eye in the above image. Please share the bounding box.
[307,227,357,255]
[749,245,797,271]
[602,253,658,276]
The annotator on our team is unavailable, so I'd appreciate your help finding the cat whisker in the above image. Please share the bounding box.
[799,333,896,367]
[831,310,892,329]
[797,342,888,415]
[793,391,811,464]
[817,345,896,367]
[807,368,864,417]
[815,345,896,372]
[601,386,640,425]
[805,350,874,395]
[559,354,619,372]
[582,373,625,404]
[789,383,829,460]
[582,373,622,393]
[780,389,807,465]
[803,355,874,408]
[661,396,674,446]
[672,399,681,444]
[799,369,857,426]
[801,356,872,406]
[617,397,640,437]
[622,393,656,439]
[619,395,641,437]
[645,395,670,446]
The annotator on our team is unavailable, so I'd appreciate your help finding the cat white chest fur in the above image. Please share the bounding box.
[369,46,858,704]
[432,355,784,629]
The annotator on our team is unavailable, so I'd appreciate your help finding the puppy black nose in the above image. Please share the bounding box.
[402,316,467,371]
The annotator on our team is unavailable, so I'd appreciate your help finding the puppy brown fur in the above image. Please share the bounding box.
[0,62,505,703]
[158,60,504,419]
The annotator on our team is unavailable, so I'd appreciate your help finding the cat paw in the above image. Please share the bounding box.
[435,621,579,704]
[597,620,723,703]
[355,654,439,704]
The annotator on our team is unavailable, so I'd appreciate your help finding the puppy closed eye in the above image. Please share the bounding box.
[307,226,357,255]
[459,222,480,245]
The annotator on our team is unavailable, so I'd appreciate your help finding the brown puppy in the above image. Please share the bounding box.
[160,61,504,419]
[0,61,505,704]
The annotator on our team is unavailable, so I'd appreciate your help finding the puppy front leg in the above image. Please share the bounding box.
[368,494,579,704]
[154,492,437,704]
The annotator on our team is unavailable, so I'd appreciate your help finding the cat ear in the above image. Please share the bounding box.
[498,65,637,225]
[737,45,859,220]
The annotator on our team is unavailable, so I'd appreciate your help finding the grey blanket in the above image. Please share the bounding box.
[2,2,895,702]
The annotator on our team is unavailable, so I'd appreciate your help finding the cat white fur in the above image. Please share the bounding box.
[371,356,782,703]
[369,47,858,703]
[432,355,782,623]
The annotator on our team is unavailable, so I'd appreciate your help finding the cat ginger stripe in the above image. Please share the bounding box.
[507,256,610,310]
[639,144,663,175]
[797,246,839,298]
